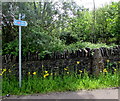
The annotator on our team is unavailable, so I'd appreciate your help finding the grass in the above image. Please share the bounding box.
[2,69,119,96]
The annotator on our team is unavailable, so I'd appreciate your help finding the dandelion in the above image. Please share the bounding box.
[106,60,110,63]
[64,68,67,71]
[103,69,108,72]
[8,69,11,73]
[0,69,6,75]
[46,73,49,76]
[3,69,7,72]
[114,69,117,72]
[33,72,36,75]
[42,65,44,68]
[28,72,30,75]
[77,61,80,64]
[45,71,48,73]
[0,71,4,76]
[43,73,49,78]
[79,70,82,73]
[50,73,53,75]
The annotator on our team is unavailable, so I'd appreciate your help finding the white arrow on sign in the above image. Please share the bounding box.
[20,21,28,26]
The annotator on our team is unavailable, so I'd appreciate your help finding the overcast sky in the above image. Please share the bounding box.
[52,0,119,10]
[74,0,119,10]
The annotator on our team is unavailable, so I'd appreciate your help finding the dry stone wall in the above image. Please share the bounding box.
[2,45,120,77]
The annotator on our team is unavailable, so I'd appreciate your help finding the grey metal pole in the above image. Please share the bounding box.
[19,13,22,88]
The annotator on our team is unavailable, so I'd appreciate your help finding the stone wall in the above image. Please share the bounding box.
[2,45,120,77]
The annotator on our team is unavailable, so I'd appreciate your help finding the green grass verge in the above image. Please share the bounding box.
[2,70,119,96]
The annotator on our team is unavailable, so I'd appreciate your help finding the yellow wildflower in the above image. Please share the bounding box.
[118,61,120,64]
[106,60,110,63]
[0,73,2,76]
[43,73,49,78]
[50,73,53,75]
[67,72,69,74]
[114,69,117,72]
[46,73,49,76]
[28,72,30,75]
[3,69,7,72]
[64,68,67,71]
[8,69,11,73]
[79,70,82,73]
[42,65,44,68]
[33,72,36,75]
[0,71,4,76]
[103,69,108,72]
[77,61,80,64]
[45,71,48,73]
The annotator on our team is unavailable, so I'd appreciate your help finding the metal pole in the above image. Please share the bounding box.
[92,0,96,43]
[19,13,22,88]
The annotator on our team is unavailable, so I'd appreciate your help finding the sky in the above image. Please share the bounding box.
[1,0,119,8]
[74,0,119,10]
[52,0,119,10]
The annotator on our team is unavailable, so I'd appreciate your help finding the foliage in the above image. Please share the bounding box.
[2,67,119,95]
[66,41,116,51]
[3,39,18,56]
[2,61,119,95]
[2,1,119,57]
[1,2,119,96]
[95,2,120,44]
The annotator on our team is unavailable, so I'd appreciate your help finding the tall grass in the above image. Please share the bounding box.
[2,69,119,96]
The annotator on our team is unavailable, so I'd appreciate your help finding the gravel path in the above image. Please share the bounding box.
[2,87,119,100]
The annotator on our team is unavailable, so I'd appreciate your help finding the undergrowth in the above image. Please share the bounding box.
[2,68,119,96]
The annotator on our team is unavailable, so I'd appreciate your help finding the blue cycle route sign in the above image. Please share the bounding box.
[14,19,28,26]
[13,14,28,88]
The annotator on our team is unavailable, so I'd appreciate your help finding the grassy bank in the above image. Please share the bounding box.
[2,68,119,96]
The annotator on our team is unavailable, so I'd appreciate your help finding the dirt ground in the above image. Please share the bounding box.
[2,87,120,100]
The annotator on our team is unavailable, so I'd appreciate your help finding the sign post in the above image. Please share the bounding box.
[13,13,28,88]
[19,13,22,88]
